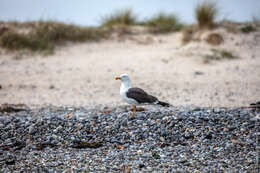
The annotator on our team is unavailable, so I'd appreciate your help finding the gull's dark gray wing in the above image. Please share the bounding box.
[126,87,158,104]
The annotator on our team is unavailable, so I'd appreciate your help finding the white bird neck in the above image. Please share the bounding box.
[120,80,132,91]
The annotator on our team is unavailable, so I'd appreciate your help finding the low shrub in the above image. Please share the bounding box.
[144,13,182,33]
[195,1,218,29]
[101,9,137,27]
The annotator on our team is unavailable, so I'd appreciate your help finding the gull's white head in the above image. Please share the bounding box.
[115,74,130,83]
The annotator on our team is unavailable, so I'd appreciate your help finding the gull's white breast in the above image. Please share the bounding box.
[120,85,139,105]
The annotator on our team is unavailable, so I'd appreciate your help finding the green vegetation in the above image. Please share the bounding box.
[220,49,235,59]
[0,31,54,54]
[182,1,219,44]
[0,5,258,55]
[144,13,183,33]
[101,9,137,27]
[205,48,237,61]
[0,10,186,54]
[100,9,183,33]
[0,21,109,54]
[240,25,256,33]
[35,21,108,42]
[195,1,218,29]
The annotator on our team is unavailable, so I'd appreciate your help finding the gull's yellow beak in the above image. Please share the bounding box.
[115,76,121,80]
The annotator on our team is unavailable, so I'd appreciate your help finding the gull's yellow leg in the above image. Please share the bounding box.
[133,106,137,116]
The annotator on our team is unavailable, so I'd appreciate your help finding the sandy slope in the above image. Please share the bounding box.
[0,27,259,108]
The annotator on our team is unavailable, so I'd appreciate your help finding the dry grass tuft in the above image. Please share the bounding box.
[204,48,237,62]
[34,21,108,43]
[101,9,137,27]
[195,1,218,29]
[0,21,110,54]
[144,13,183,33]
[240,25,256,33]
[206,33,223,45]
[0,30,55,53]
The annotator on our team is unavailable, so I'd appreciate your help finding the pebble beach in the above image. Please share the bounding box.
[0,105,259,172]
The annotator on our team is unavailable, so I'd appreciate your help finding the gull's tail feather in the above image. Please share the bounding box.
[158,101,170,107]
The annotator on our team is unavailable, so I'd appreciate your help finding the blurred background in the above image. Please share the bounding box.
[0,0,259,108]
[1,0,260,26]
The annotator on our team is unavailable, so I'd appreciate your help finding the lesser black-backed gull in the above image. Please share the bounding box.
[115,74,170,116]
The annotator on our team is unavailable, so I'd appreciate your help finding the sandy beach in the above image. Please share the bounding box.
[0,26,259,108]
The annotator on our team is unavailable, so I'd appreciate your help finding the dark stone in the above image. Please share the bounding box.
[228,126,237,131]
[13,140,26,150]
[184,132,194,139]
[139,163,145,169]
[194,71,204,75]
[72,141,103,149]
[36,142,57,150]
[204,133,213,140]
[49,85,55,89]
[5,158,16,165]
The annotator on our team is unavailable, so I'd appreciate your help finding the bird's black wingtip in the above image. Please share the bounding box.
[158,101,171,107]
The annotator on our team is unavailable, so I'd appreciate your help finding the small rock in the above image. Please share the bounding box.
[194,71,204,75]
[28,125,36,134]
[160,136,165,142]
[204,132,213,140]
[161,59,168,64]
[5,158,16,165]
[72,141,103,149]
[49,85,55,89]
[139,163,145,169]
[136,120,143,125]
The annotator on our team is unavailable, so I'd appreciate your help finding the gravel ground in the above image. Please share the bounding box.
[0,105,259,172]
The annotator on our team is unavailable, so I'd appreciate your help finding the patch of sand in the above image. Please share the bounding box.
[0,28,259,108]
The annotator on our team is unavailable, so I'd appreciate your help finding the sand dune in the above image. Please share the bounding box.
[0,26,259,108]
